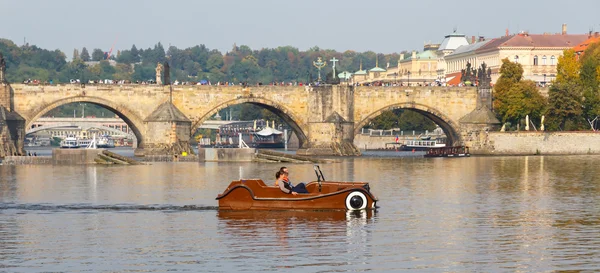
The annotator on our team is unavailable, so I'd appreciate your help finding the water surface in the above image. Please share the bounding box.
[2,155,600,272]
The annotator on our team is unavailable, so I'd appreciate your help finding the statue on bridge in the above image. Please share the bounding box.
[0,52,6,83]
[163,61,170,85]
[155,62,163,85]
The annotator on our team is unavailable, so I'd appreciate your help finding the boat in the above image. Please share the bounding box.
[78,138,92,148]
[97,135,115,148]
[424,146,471,157]
[215,120,287,148]
[399,136,446,151]
[60,135,80,148]
[216,165,378,211]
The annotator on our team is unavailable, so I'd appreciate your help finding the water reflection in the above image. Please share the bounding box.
[217,210,375,270]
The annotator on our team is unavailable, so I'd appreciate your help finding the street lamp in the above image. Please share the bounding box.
[393,72,398,84]
[543,74,546,86]
[407,71,411,86]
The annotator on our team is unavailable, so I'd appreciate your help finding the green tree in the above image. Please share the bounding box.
[502,80,547,127]
[494,58,524,123]
[80,47,90,61]
[580,43,600,129]
[91,48,104,61]
[546,49,584,131]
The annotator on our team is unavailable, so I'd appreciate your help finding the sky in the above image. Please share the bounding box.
[1,0,599,57]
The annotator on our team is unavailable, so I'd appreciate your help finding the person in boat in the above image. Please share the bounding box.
[279,167,309,194]
[276,170,298,195]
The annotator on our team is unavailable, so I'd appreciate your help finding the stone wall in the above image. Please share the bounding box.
[475,131,600,155]
[2,156,52,165]
[52,149,102,164]
[198,148,256,162]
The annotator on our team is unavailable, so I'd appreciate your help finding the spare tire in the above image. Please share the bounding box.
[345,191,367,210]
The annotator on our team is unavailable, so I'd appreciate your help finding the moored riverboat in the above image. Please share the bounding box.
[424,146,470,157]
[216,165,378,211]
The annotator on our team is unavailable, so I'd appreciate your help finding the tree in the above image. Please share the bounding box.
[579,42,600,129]
[546,49,584,130]
[502,80,547,127]
[494,58,547,127]
[91,48,105,61]
[494,58,525,123]
[72,49,79,60]
[80,47,90,61]
[130,44,140,63]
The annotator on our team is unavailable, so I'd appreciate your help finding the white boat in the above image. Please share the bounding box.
[400,137,446,151]
[97,135,115,148]
[60,135,80,149]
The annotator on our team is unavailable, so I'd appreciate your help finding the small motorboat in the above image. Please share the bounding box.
[216,165,378,211]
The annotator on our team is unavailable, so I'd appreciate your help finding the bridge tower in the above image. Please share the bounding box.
[458,68,501,152]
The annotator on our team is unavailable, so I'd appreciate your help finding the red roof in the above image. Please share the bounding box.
[476,34,589,54]
[573,34,600,54]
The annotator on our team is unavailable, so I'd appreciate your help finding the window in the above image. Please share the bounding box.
[542,56,547,65]
[514,55,519,63]
[551,56,556,65]
[533,55,538,66]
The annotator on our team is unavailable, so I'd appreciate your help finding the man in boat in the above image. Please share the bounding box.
[279,167,309,194]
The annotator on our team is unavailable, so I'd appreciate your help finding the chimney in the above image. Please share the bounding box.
[411,50,416,59]
[505,28,509,37]
[595,32,599,38]
[400,53,405,60]
[562,24,567,35]
[471,36,475,43]
[478,36,485,42]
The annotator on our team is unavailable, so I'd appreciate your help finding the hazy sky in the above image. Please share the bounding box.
[2,0,599,57]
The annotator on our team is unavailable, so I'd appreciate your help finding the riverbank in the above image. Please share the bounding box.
[472,131,600,155]
[356,131,600,156]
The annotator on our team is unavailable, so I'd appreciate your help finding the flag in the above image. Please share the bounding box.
[395,135,399,143]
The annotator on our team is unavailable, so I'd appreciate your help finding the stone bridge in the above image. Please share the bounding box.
[0,83,499,156]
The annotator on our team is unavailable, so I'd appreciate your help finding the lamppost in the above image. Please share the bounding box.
[393,72,398,84]
[407,71,411,86]
[543,74,546,86]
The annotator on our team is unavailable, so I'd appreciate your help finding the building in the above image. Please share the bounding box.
[444,25,588,84]
[436,31,470,80]
[573,32,600,60]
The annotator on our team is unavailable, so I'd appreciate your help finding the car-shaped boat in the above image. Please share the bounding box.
[216,165,378,211]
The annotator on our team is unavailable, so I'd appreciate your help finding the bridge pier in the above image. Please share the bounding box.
[296,85,360,156]
[134,101,194,157]
[1,83,25,157]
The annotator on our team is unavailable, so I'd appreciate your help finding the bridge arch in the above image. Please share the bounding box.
[192,97,309,148]
[26,96,146,147]
[354,103,462,146]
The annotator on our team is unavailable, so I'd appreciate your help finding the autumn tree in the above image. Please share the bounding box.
[546,49,584,130]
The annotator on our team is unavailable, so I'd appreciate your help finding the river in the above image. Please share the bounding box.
[2,152,600,272]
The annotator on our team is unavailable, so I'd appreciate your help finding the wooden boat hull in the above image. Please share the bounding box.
[216,179,378,211]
